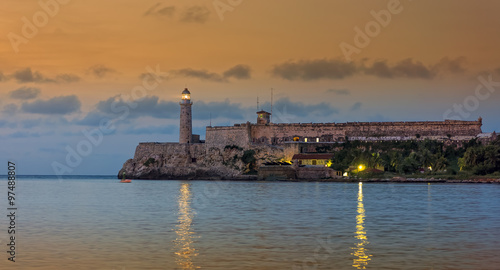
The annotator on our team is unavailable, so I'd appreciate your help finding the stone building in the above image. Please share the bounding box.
[206,113,484,149]
[178,89,485,148]
[119,89,492,180]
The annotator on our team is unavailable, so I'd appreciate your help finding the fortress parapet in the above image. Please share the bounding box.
[205,116,483,148]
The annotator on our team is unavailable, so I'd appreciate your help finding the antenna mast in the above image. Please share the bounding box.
[257,96,259,111]
[209,113,212,127]
[270,88,273,123]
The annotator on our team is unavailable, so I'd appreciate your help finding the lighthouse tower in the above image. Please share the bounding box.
[179,88,192,144]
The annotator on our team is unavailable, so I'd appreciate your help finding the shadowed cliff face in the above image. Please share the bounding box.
[118,143,288,180]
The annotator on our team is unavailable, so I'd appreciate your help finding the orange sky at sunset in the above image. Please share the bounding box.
[1,0,500,174]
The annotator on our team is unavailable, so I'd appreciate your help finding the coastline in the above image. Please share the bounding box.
[122,176,500,184]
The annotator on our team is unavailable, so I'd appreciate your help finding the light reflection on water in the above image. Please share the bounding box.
[352,182,372,269]
[1,177,499,270]
[174,183,199,269]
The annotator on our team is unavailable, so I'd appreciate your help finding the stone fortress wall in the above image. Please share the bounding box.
[206,118,483,148]
[119,89,493,180]
[205,124,251,148]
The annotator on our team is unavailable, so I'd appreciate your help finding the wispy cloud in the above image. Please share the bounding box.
[9,68,80,83]
[172,68,224,82]
[272,58,357,80]
[350,102,362,111]
[172,64,252,82]
[363,58,435,79]
[9,87,41,100]
[2,104,18,116]
[86,65,117,78]
[56,74,81,83]
[223,65,251,79]
[326,88,350,95]
[21,95,81,115]
[122,125,177,135]
[272,57,468,81]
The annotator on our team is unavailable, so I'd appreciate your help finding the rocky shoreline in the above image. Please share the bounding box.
[118,172,500,184]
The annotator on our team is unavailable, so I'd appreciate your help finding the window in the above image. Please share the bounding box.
[316,138,319,142]
[305,138,308,142]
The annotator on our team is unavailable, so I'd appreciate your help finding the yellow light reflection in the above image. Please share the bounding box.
[174,183,199,269]
[352,182,372,269]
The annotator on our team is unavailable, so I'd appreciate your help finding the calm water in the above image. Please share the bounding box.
[1,176,499,270]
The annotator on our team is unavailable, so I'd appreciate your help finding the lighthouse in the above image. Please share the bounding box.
[179,88,192,144]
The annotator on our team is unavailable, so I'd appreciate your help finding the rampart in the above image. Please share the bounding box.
[206,123,251,148]
[206,119,483,147]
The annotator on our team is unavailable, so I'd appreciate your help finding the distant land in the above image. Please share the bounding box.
[118,89,500,182]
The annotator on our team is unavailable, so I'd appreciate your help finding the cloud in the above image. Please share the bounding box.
[122,125,177,135]
[272,57,466,81]
[79,95,343,128]
[22,95,81,115]
[0,72,6,81]
[272,58,357,80]
[94,95,178,120]
[10,68,80,83]
[350,102,362,111]
[56,73,81,83]
[363,58,435,79]
[144,3,176,17]
[180,6,210,23]
[262,97,339,123]
[223,65,251,79]
[75,111,112,126]
[172,68,225,82]
[12,68,53,83]
[172,65,252,82]
[362,60,393,78]
[9,87,41,99]
[87,65,116,78]
[194,99,246,120]
[2,104,18,115]
[5,131,51,139]
[432,57,466,74]
[326,88,350,95]
[80,95,247,125]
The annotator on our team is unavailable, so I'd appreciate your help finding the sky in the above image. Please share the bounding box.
[1,0,500,175]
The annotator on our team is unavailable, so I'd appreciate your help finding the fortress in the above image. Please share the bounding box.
[119,89,494,180]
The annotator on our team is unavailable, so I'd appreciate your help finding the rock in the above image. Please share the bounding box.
[118,142,288,180]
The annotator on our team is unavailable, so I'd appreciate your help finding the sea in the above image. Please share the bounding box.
[0,176,499,270]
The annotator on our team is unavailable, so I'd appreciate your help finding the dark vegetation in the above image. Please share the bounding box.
[329,137,500,176]
[241,150,257,173]
[143,158,156,167]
